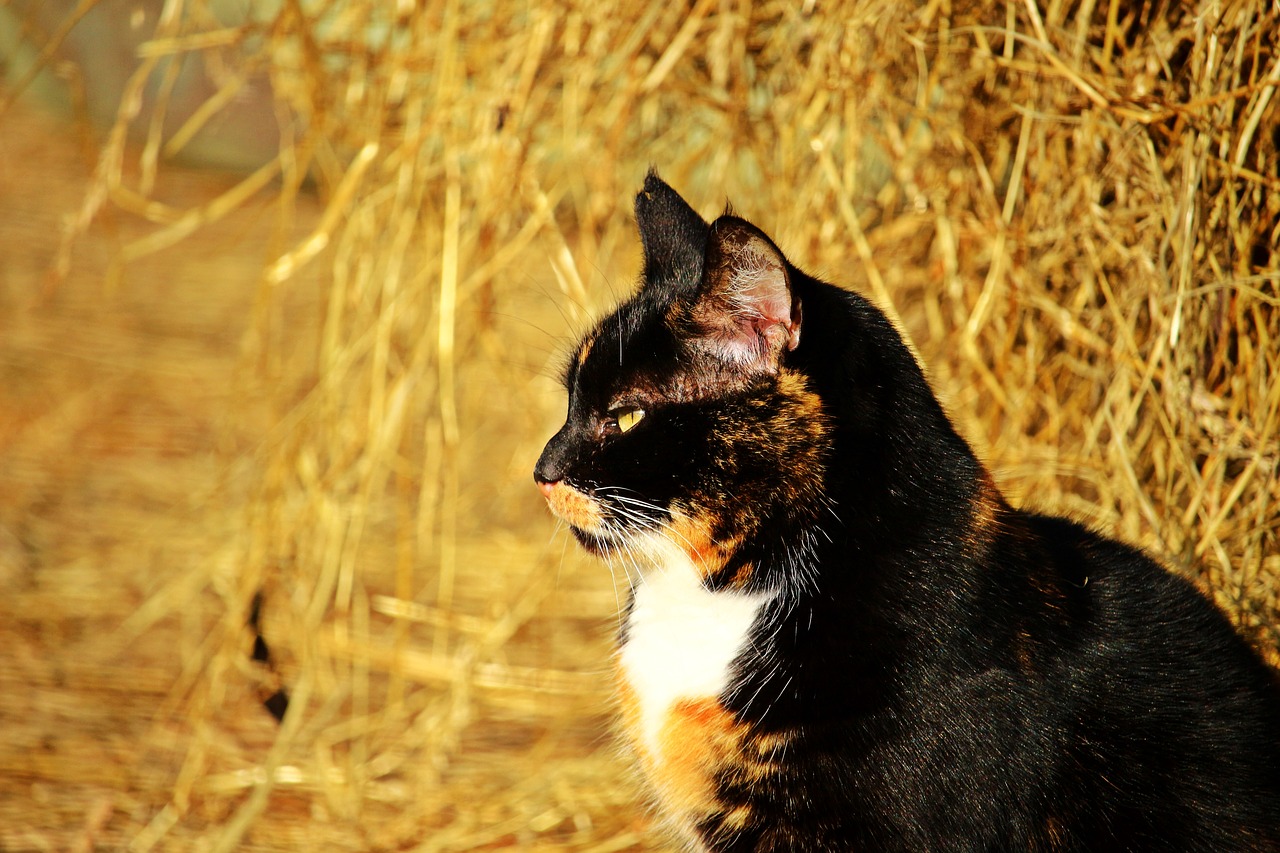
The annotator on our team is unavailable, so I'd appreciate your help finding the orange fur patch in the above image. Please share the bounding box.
[544,482,604,530]
[616,634,798,842]
[618,666,792,839]
[657,697,743,811]
[776,367,825,425]
[618,665,748,824]
[666,510,737,580]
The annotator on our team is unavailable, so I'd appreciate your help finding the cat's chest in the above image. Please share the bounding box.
[616,544,774,819]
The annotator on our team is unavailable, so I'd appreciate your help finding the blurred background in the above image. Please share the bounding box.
[0,0,1276,849]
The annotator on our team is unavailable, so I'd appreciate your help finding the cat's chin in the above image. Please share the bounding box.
[569,525,659,558]
[571,527,681,571]
[570,526,622,555]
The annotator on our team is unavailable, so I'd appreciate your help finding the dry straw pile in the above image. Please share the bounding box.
[1,0,1277,849]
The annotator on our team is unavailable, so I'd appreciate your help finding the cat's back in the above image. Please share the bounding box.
[1015,511,1280,702]
[991,512,1280,849]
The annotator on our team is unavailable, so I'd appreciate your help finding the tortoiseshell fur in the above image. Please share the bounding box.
[535,173,1280,851]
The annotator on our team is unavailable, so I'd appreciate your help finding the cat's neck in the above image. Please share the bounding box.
[619,537,776,757]
[793,277,993,570]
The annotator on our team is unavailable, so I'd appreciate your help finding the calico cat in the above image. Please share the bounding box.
[534,172,1280,851]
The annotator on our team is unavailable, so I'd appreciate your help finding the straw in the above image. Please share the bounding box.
[0,0,1275,848]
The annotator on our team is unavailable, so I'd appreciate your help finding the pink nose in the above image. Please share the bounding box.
[537,480,555,499]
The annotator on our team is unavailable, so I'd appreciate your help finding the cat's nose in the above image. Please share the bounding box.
[537,479,556,499]
[535,427,572,490]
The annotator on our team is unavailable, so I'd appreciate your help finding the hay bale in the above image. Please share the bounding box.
[0,0,1275,848]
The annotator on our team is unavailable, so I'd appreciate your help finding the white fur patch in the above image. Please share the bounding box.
[618,536,774,757]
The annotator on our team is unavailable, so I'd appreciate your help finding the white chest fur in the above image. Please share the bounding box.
[618,539,774,757]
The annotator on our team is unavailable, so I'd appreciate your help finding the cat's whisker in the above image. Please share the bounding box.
[608,502,709,561]
[599,503,701,562]
[763,672,795,730]
[594,519,648,595]
[597,538,628,625]
[734,657,784,728]
[613,541,646,595]
[596,491,739,579]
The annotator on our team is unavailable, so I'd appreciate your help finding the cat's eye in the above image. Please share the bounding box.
[609,406,645,434]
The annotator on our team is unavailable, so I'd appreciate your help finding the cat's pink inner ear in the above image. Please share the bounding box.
[695,219,801,369]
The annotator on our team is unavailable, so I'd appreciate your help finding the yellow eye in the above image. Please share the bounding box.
[612,406,645,434]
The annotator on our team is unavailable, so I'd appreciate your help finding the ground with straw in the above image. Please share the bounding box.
[0,0,1277,850]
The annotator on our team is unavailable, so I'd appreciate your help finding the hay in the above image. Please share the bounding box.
[0,0,1276,849]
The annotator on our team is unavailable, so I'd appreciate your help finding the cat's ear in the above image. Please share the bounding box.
[689,216,801,372]
[635,170,709,290]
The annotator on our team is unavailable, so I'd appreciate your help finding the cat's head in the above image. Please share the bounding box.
[534,173,831,589]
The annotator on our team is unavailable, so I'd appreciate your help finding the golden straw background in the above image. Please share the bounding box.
[1,0,1277,849]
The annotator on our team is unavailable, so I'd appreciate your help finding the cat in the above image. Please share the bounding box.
[534,171,1280,851]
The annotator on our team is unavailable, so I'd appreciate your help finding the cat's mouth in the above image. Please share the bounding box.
[569,526,620,555]
[541,481,607,532]
[541,481,737,583]
[540,481,655,554]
